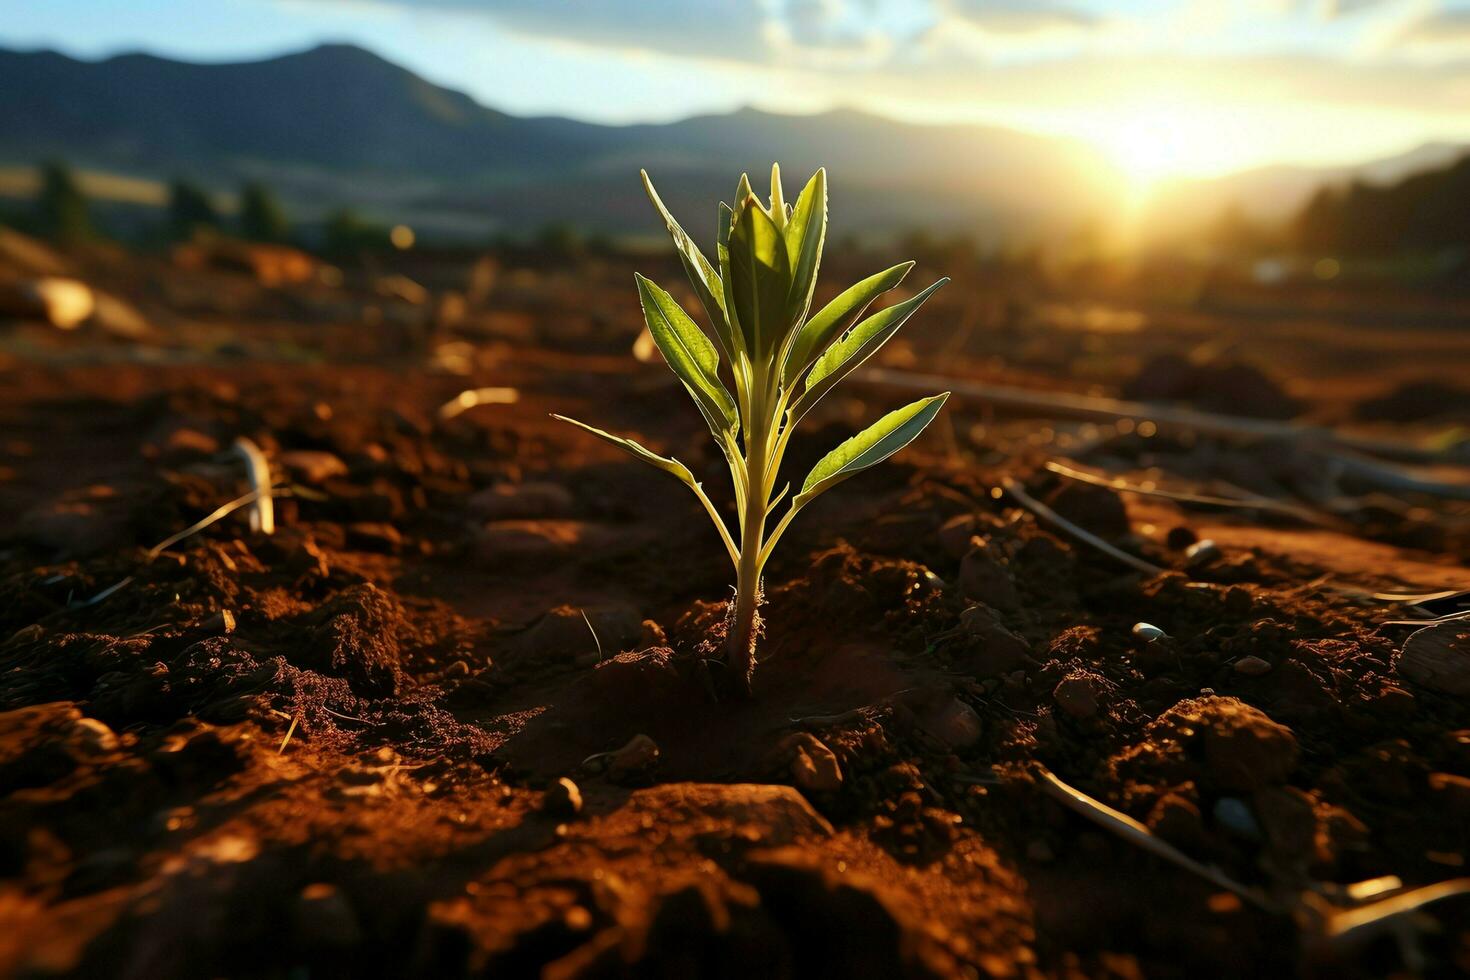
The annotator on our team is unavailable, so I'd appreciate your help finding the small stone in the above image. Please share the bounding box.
[959,547,1018,609]
[605,734,660,785]
[956,605,1030,677]
[69,717,119,753]
[629,783,834,842]
[1184,539,1221,568]
[294,883,363,948]
[162,428,220,458]
[1213,797,1261,840]
[1043,481,1131,539]
[1147,792,1206,849]
[1053,672,1103,720]
[1428,772,1470,817]
[1233,655,1272,676]
[347,521,402,553]
[543,777,584,817]
[472,520,586,566]
[1132,622,1169,642]
[7,623,44,645]
[0,276,94,328]
[777,733,843,793]
[151,805,197,834]
[467,481,574,520]
[1200,700,1298,791]
[276,450,349,485]
[923,697,983,749]
[515,603,644,664]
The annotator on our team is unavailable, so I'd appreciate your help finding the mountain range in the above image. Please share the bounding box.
[0,42,1461,244]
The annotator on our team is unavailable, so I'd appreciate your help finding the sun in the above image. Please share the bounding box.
[1079,100,1258,193]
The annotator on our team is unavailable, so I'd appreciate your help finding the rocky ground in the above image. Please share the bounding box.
[1,236,1469,977]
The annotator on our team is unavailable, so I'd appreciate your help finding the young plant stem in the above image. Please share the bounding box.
[727,376,771,695]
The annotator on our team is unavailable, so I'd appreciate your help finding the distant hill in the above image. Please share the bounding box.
[4,42,1463,247]
[1142,141,1468,240]
[0,43,1122,241]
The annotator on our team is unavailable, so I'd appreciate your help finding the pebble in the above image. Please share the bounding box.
[777,733,843,793]
[162,427,220,458]
[516,603,645,664]
[1132,622,1169,642]
[7,623,44,645]
[276,450,349,485]
[1,276,94,328]
[1213,797,1261,840]
[1184,539,1221,568]
[467,481,574,521]
[1233,655,1272,676]
[958,547,1018,609]
[543,776,584,817]
[1200,699,1298,791]
[956,605,1030,677]
[1428,772,1470,816]
[69,717,119,753]
[1147,793,1206,848]
[605,734,660,785]
[924,697,983,749]
[472,520,585,566]
[1042,481,1131,539]
[347,521,402,554]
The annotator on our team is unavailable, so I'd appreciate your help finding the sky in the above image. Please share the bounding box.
[5,0,1470,185]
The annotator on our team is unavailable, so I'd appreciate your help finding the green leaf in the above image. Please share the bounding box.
[552,414,698,487]
[735,172,754,209]
[716,202,740,360]
[769,162,787,230]
[795,394,950,507]
[783,168,827,330]
[783,259,909,387]
[641,170,737,363]
[791,277,948,421]
[717,201,734,248]
[635,274,738,434]
[727,196,792,360]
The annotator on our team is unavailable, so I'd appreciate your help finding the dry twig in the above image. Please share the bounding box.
[1002,476,1165,576]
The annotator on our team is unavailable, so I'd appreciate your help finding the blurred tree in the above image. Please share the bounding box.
[167,178,220,239]
[323,207,390,255]
[1292,186,1341,252]
[1291,153,1470,256]
[239,180,290,242]
[536,222,585,256]
[37,160,93,242]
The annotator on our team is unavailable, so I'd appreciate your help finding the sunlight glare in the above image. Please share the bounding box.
[1082,100,1254,192]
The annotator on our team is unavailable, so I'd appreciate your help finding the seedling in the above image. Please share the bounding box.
[556,165,949,694]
